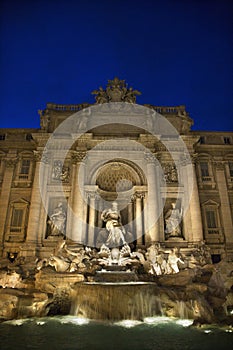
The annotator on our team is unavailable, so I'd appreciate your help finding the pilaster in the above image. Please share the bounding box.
[182,154,203,242]
[69,151,86,243]
[0,156,17,251]
[145,153,160,243]
[26,150,48,244]
[214,160,233,244]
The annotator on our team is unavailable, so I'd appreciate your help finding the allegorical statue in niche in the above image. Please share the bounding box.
[164,202,183,239]
[101,201,127,247]
[47,202,66,236]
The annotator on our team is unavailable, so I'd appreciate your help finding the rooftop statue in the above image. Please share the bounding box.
[92,77,141,103]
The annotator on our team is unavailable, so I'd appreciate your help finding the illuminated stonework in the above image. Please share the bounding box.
[0,78,233,263]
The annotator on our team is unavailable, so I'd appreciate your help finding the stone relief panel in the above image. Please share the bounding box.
[52,160,70,183]
[162,163,178,183]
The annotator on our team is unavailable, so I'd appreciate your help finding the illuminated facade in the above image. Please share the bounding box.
[0,78,232,262]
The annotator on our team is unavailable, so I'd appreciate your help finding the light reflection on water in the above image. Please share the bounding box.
[0,316,232,350]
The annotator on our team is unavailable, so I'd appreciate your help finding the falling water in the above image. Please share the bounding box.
[70,282,164,321]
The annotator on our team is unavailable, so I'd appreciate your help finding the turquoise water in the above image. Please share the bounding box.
[0,316,232,350]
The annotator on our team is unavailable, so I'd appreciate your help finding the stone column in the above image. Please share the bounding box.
[26,151,48,245]
[127,198,134,234]
[82,193,88,245]
[182,155,203,242]
[134,192,144,245]
[37,159,50,240]
[87,192,96,247]
[145,154,160,243]
[97,198,104,229]
[215,161,233,244]
[69,151,86,243]
[0,156,17,251]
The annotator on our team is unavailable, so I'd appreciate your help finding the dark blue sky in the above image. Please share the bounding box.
[0,0,232,131]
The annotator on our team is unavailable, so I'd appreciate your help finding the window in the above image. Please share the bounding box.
[202,200,221,239]
[14,154,33,186]
[211,254,221,264]
[206,210,217,228]
[26,134,32,141]
[20,160,30,174]
[0,134,5,140]
[200,162,209,177]
[10,208,24,232]
[6,199,29,241]
[229,162,233,177]
[224,137,231,144]
[199,136,205,144]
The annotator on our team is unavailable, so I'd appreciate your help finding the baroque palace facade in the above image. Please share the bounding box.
[0,78,233,263]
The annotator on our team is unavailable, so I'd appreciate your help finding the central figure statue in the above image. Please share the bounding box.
[101,202,127,247]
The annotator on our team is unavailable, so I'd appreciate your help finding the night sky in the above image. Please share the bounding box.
[0,0,232,131]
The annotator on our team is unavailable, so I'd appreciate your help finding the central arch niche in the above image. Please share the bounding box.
[92,160,147,245]
[96,162,137,193]
[95,160,146,201]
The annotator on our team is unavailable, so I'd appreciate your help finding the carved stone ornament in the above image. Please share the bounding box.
[71,151,86,164]
[132,191,145,200]
[33,150,49,163]
[214,160,225,171]
[144,152,156,164]
[5,158,18,168]
[163,164,178,183]
[52,160,70,182]
[91,77,141,104]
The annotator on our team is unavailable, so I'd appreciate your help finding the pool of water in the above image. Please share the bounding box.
[0,316,232,350]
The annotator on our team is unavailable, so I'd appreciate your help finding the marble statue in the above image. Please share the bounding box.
[101,202,126,247]
[98,244,133,267]
[124,87,141,103]
[167,248,184,274]
[164,202,183,239]
[47,255,70,272]
[91,86,108,104]
[47,202,66,236]
[38,109,49,131]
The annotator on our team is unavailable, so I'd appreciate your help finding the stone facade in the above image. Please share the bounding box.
[0,78,233,262]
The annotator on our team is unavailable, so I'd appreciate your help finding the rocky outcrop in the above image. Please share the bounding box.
[0,288,50,321]
[0,259,232,325]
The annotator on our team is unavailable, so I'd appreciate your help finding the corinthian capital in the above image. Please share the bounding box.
[33,150,49,163]
[214,160,225,170]
[144,152,155,163]
[5,158,18,168]
[71,151,87,164]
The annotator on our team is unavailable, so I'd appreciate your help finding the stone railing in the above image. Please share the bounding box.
[46,103,188,115]
[144,104,188,115]
[46,103,91,112]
